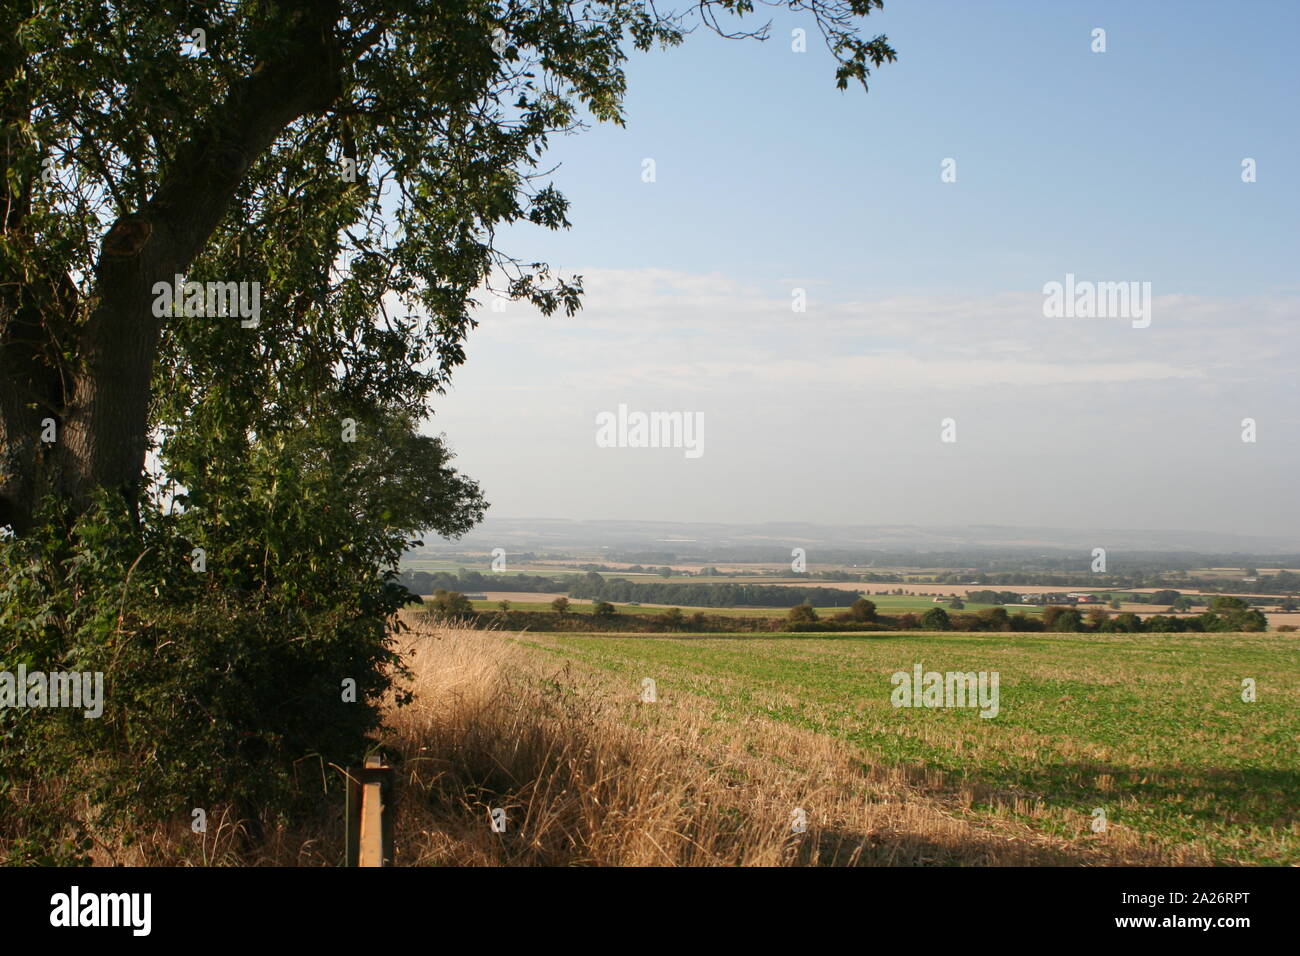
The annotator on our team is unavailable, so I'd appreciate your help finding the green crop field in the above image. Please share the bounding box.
[845,593,1032,615]
[506,629,1300,864]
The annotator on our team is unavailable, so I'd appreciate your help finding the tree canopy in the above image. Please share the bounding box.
[0,0,895,535]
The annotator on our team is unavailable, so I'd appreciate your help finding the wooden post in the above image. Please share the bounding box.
[356,754,394,867]
[344,766,362,867]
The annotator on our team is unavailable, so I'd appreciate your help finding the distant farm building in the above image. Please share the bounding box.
[1021,593,1081,605]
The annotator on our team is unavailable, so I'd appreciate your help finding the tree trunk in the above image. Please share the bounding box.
[0,6,340,534]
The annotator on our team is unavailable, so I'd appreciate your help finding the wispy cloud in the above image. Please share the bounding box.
[463,267,1293,392]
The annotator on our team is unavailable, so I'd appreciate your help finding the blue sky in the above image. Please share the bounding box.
[507,0,1298,296]
[424,0,1300,541]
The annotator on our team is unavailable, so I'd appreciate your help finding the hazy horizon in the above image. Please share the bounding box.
[416,515,1300,557]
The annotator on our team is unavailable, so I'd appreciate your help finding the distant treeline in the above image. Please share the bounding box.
[569,575,859,608]
[419,599,1273,635]
[398,569,578,594]
[860,602,1268,634]
[937,571,1299,596]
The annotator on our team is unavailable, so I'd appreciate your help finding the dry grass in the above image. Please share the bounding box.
[377,620,1194,866]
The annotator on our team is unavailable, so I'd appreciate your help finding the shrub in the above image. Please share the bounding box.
[788,603,818,624]
[1210,596,1248,612]
[427,589,475,618]
[1040,605,1068,629]
[1053,608,1084,632]
[1008,611,1042,632]
[920,607,950,630]
[1112,612,1142,633]
[849,597,877,622]
[977,607,1010,631]
[0,497,409,864]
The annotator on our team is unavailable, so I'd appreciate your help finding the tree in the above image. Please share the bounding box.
[788,603,818,626]
[662,607,685,630]
[1052,608,1084,632]
[2,0,896,535]
[429,588,475,617]
[849,597,877,622]
[978,607,1010,631]
[0,2,894,532]
[1150,590,1181,606]
[1113,612,1142,633]
[920,606,950,630]
[1040,605,1068,629]
[592,600,616,619]
[551,596,570,616]
[1146,615,1189,633]
[1042,605,1082,631]
[1210,596,1248,612]
[948,596,965,610]
[1205,596,1266,632]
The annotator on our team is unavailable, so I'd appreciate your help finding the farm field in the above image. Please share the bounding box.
[462,593,1300,626]
[503,629,1300,864]
[839,594,1018,615]
[400,560,564,577]
[470,598,863,618]
[759,580,1127,595]
[470,592,1027,617]
[407,570,1296,628]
